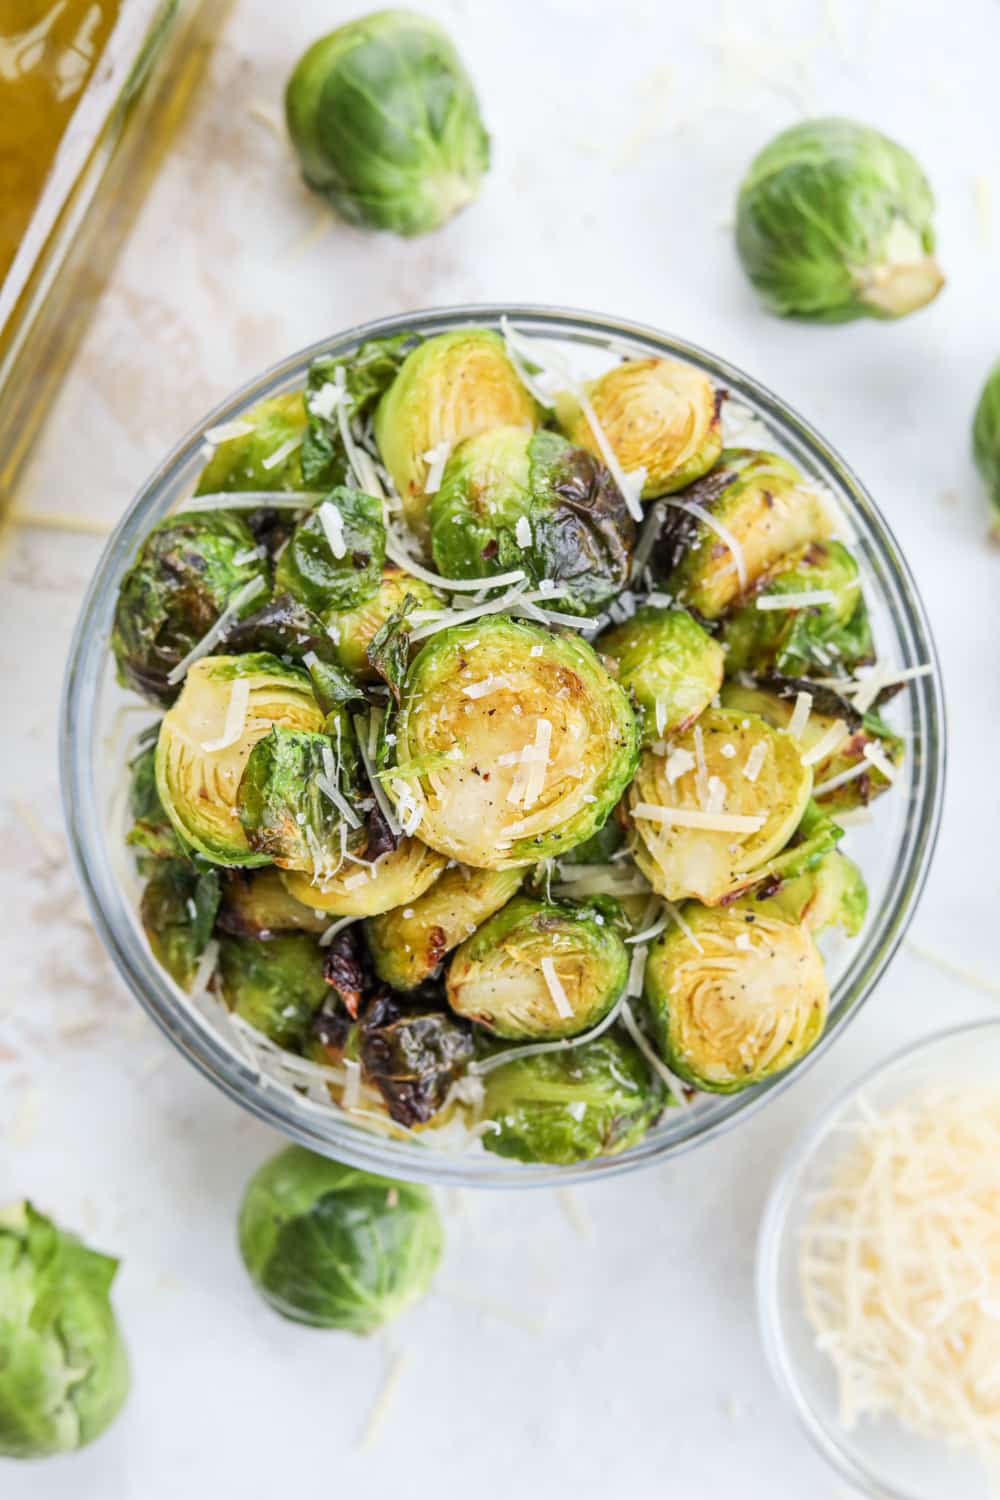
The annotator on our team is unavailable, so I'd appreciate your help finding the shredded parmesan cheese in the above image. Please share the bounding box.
[515,515,533,548]
[384,532,525,594]
[422,442,452,494]
[800,719,848,767]
[755,588,836,611]
[541,956,573,1019]
[200,678,251,753]
[631,803,765,834]
[812,761,870,798]
[744,742,768,783]
[862,741,897,782]
[203,419,254,445]
[318,499,346,559]
[851,662,933,713]
[664,747,696,784]
[788,690,813,740]
[664,497,747,590]
[260,434,302,471]
[619,1002,687,1106]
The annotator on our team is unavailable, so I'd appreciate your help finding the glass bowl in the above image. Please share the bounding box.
[60,304,946,1187]
[757,1020,1000,1500]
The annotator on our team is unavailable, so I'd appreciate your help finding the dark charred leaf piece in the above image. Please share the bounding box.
[359,990,474,1126]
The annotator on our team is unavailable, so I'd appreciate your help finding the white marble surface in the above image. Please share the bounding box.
[3,0,1000,1494]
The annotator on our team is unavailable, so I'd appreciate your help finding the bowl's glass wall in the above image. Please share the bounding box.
[60,306,945,1187]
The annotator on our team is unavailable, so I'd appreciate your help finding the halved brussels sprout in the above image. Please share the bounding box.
[281,838,447,917]
[429,426,634,615]
[658,449,832,618]
[127,742,185,866]
[237,717,364,876]
[642,904,828,1093]
[285,11,489,237]
[481,1031,664,1165]
[325,565,443,681]
[720,540,872,677]
[374,330,539,539]
[359,989,475,1126]
[556,357,722,499]
[112,512,271,704]
[140,860,221,991]
[736,118,943,323]
[747,849,867,937]
[367,866,524,990]
[218,868,330,937]
[155,654,325,865]
[446,895,628,1040]
[217,934,330,1049]
[973,359,1000,537]
[385,615,640,869]
[626,707,812,903]
[597,607,725,744]
[274,487,385,618]
[196,392,311,494]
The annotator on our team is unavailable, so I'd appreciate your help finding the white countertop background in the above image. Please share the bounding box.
[3,0,999,1494]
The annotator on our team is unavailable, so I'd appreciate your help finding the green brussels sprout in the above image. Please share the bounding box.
[236,718,364,876]
[374,329,539,539]
[558,815,625,866]
[301,334,417,490]
[762,797,844,889]
[972,359,1000,537]
[281,836,447,917]
[642,903,829,1093]
[719,540,872,677]
[140,859,221,990]
[196,392,311,494]
[325,565,443,680]
[481,1031,664,1165]
[367,866,524,990]
[747,848,868,937]
[0,1202,129,1459]
[626,707,813,904]
[446,895,629,1040]
[285,10,489,238]
[385,614,640,869]
[111,511,270,704]
[126,742,185,865]
[273,487,385,618]
[596,606,725,744]
[736,118,944,323]
[238,1146,442,1332]
[217,868,331,937]
[429,426,635,615]
[222,593,367,714]
[555,357,722,499]
[217,934,330,1049]
[658,449,832,619]
[359,989,475,1125]
[155,654,325,866]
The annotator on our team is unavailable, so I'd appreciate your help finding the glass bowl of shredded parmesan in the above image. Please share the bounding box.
[758,1020,1000,1498]
[61,305,945,1186]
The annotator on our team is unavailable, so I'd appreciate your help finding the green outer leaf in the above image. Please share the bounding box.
[126,743,185,865]
[274,486,385,618]
[140,859,221,990]
[217,934,330,1050]
[302,333,417,487]
[597,606,725,743]
[973,357,1000,534]
[195,392,310,494]
[237,721,363,872]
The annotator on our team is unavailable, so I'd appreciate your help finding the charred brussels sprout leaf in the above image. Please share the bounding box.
[367,866,524,990]
[736,118,943,322]
[223,592,367,714]
[217,934,330,1049]
[238,1147,441,1332]
[0,1202,129,1458]
[359,989,474,1126]
[482,1032,664,1165]
[196,392,311,494]
[326,565,443,681]
[301,334,417,488]
[447,895,629,1040]
[140,859,221,990]
[126,742,185,865]
[274,488,385,618]
[217,868,330,937]
[237,719,364,875]
[642,903,829,1093]
[281,838,446,918]
[112,511,270,704]
[597,607,725,744]
[747,848,867,937]
[972,359,1000,537]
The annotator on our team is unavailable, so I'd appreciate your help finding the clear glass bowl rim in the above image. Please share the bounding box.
[59,302,947,1189]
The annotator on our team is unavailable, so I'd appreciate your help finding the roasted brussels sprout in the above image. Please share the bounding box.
[325,565,443,680]
[657,449,833,619]
[222,593,367,714]
[447,895,628,1040]
[556,357,721,498]
[217,868,330,937]
[367,866,523,990]
[285,10,489,237]
[748,848,867,937]
[374,330,538,538]
[0,1203,129,1459]
[217,934,330,1049]
[481,1031,664,1165]
[238,1146,441,1332]
[597,607,725,744]
[720,540,872,677]
[301,334,417,490]
[237,718,364,876]
[112,512,270,704]
[140,859,220,990]
[196,392,311,495]
[736,118,944,323]
[973,359,1000,536]
[385,615,639,868]
[359,989,475,1125]
[642,903,828,1093]
[126,742,185,865]
[626,707,813,903]
[429,426,635,614]
[274,487,385,618]
[155,654,324,865]
[281,837,447,917]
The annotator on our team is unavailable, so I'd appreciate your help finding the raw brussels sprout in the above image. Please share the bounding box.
[736,118,944,323]
[285,10,489,237]
[155,654,325,866]
[657,449,831,618]
[126,742,185,865]
[447,895,628,1040]
[748,848,867,937]
[359,989,475,1125]
[720,540,872,677]
[222,593,367,714]
[217,868,330,937]
[972,359,1000,536]
[385,615,639,869]
[367,866,524,990]
[481,1032,664,1165]
[374,329,538,538]
[301,334,417,490]
[0,1202,129,1459]
[429,426,635,615]
[238,1146,441,1332]
[642,904,828,1093]
[597,607,725,744]
[274,487,385,618]
[556,357,721,498]
[140,859,221,990]
[626,707,813,903]
[196,392,311,494]
[281,837,447,917]
[217,934,330,1049]
[237,718,364,876]
[325,565,443,680]
[112,511,270,704]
